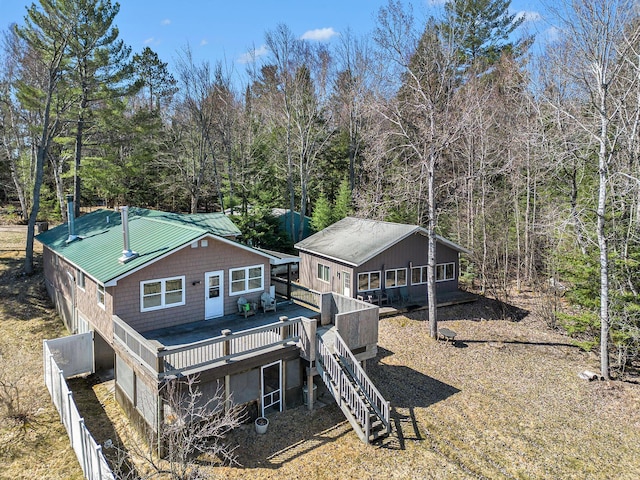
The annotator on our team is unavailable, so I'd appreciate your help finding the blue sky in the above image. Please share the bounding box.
[1,0,550,79]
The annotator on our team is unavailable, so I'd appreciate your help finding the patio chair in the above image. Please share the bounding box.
[237,297,255,318]
[260,292,277,313]
[399,286,410,305]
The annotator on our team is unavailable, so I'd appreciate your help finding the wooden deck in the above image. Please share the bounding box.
[142,301,319,348]
[378,290,478,318]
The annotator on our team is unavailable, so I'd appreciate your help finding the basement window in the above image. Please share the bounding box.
[140,276,186,312]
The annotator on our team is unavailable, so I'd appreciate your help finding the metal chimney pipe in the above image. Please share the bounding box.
[119,206,138,263]
[66,194,78,243]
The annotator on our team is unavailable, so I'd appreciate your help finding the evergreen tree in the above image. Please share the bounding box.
[443,0,528,72]
[332,178,352,222]
[132,46,177,112]
[62,0,134,215]
[310,193,333,232]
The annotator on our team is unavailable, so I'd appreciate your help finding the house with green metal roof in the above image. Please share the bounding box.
[38,203,394,447]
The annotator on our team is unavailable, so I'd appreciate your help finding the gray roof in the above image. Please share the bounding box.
[294,216,470,266]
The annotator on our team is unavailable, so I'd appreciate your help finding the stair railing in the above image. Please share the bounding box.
[333,331,391,436]
[316,334,370,438]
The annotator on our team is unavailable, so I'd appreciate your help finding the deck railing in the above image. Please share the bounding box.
[113,315,159,375]
[160,318,302,376]
[272,277,321,308]
[113,315,304,378]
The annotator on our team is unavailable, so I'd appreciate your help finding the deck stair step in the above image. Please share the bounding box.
[316,329,391,444]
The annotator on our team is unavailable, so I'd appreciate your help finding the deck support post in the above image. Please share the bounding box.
[306,370,314,411]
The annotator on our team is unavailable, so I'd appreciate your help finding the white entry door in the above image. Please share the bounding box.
[343,271,351,297]
[204,271,224,319]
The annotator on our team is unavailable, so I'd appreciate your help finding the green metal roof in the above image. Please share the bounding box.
[36,208,242,284]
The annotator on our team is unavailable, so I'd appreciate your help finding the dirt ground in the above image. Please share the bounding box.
[74,294,640,480]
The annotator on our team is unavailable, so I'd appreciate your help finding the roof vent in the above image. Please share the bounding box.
[118,206,138,263]
[66,194,78,244]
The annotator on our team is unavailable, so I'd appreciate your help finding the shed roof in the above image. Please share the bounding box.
[294,216,470,267]
[35,208,262,285]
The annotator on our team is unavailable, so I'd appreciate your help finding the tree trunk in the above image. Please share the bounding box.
[73,99,86,218]
[427,152,438,339]
[25,88,54,274]
[597,85,610,380]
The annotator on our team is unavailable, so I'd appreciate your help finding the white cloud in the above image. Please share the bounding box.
[200,39,208,46]
[300,27,338,42]
[161,18,171,26]
[544,26,561,43]
[237,44,269,64]
[144,37,155,45]
[516,10,542,23]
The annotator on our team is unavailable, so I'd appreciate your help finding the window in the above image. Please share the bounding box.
[140,276,185,311]
[97,284,105,309]
[411,265,428,285]
[436,262,455,282]
[77,269,86,290]
[230,265,264,295]
[358,271,381,291]
[385,268,407,288]
[317,263,330,283]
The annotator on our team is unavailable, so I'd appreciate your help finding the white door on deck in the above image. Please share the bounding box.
[204,271,224,319]
[343,271,351,297]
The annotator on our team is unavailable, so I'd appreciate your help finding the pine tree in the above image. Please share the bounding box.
[443,0,528,73]
[332,178,352,222]
[311,193,333,232]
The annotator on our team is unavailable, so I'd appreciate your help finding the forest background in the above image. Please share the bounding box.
[1,0,639,379]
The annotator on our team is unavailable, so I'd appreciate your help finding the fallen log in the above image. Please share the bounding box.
[578,370,602,381]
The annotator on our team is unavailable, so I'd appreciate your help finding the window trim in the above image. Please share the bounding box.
[97,283,106,310]
[411,265,428,285]
[317,263,330,283]
[358,270,381,292]
[385,268,408,289]
[436,262,455,282]
[229,265,264,296]
[140,276,186,312]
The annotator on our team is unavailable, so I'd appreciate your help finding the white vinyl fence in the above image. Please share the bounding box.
[43,334,115,480]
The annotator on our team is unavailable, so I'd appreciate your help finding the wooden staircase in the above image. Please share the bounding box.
[316,330,391,444]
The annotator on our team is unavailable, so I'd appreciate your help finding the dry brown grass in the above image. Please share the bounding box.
[0,229,83,479]
[2,224,640,479]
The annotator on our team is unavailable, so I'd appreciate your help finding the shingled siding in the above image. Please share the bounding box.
[43,247,114,340]
[113,237,270,333]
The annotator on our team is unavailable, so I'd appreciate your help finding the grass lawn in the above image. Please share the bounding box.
[1,224,639,479]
